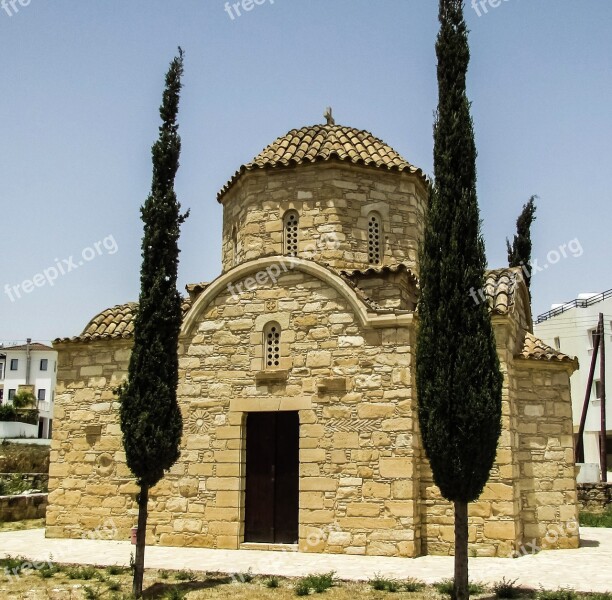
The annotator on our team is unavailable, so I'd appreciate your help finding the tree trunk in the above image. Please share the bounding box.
[454,500,469,600]
[132,485,149,598]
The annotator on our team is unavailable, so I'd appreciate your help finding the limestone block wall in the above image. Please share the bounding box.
[515,362,579,550]
[220,163,427,273]
[46,265,579,557]
[178,267,421,556]
[419,319,523,558]
[46,339,136,541]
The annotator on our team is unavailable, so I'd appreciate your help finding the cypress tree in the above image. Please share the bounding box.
[117,48,188,598]
[506,195,537,296]
[416,3,502,599]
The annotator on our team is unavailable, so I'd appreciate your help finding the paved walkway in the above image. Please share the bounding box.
[0,528,611,592]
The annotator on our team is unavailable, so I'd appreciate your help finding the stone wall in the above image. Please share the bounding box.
[578,483,612,513]
[515,361,579,549]
[220,163,427,274]
[0,493,47,522]
[47,262,579,557]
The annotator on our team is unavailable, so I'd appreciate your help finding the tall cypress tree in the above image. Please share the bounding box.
[416,3,502,599]
[507,195,537,296]
[118,48,188,598]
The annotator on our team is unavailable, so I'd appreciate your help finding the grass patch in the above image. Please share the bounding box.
[434,578,486,597]
[0,518,45,532]
[404,578,426,592]
[0,441,50,473]
[66,565,98,580]
[174,569,197,581]
[83,585,102,600]
[106,564,126,576]
[579,508,612,528]
[536,589,577,600]
[163,589,187,600]
[266,576,280,588]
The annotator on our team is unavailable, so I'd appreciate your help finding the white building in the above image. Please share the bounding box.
[0,340,57,438]
[534,290,612,479]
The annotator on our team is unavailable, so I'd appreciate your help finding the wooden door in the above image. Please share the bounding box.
[244,412,299,544]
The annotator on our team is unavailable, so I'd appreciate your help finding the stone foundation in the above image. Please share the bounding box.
[0,493,48,522]
[578,483,612,513]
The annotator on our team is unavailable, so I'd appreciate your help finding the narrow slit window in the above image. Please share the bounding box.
[368,213,382,265]
[264,322,281,369]
[231,227,238,266]
[283,211,299,256]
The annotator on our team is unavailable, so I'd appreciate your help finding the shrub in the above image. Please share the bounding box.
[106,565,125,576]
[404,578,426,592]
[434,578,486,596]
[66,566,97,580]
[174,569,196,581]
[237,568,254,583]
[83,586,102,600]
[369,573,402,592]
[493,578,521,599]
[159,569,170,579]
[107,580,122,591]
[0,405,18,421]
[266,576,280,588]
[295,580,311,596]
[302,572,335,593]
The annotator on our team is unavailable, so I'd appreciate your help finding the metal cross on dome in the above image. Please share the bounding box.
[324,107,335,126]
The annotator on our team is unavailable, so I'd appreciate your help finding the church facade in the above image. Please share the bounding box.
[47,123,580,557]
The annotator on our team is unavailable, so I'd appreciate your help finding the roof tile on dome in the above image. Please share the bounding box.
[519,332,576,364]
[218,124,426,201]
[53,299,193,344]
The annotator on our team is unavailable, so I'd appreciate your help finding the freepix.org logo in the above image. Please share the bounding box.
[1,0,32,18]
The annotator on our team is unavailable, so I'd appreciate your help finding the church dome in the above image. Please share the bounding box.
[218,124,425,202]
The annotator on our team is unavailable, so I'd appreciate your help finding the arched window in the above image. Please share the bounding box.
[367,213,382,265]
[283,211,299,256]
[263,322,281,369]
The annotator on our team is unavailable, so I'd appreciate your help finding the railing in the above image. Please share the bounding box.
[37,400,51,413]
[535,288,612,324]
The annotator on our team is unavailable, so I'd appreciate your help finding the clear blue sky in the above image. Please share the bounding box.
[1,0,611,343]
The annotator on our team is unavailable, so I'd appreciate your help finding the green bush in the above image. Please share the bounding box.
[174,569,196,581]
[163,589,187,600]
[295,580,311,596]
[106,565,125,576]
[369,573,402,592]
[404,578,426,592]
[300,572,335,594]
[493,578,521,599]
[83,586,102,600]
[66,566,97,580]
[266,576,280,588]
[0,405,17,421]
[434,578,486,597]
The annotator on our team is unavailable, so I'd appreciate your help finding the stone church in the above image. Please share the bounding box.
[48,121,580,557]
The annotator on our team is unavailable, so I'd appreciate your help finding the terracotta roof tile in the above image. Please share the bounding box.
[218,124,426,202]
[54,299,193,344]
[485,268,523,315]
[2,342,54,352]
[520,332,576,364]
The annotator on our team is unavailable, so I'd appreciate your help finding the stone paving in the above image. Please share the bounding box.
[0,528,610,592]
